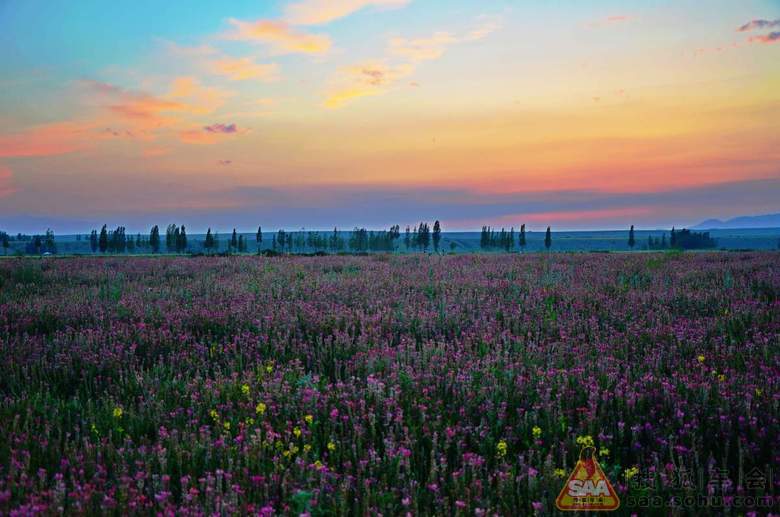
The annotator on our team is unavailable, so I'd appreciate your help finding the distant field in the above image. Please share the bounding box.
[3,228,780,255]
[0,253,777,514]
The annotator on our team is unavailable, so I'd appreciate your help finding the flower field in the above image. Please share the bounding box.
[0,253,777,515]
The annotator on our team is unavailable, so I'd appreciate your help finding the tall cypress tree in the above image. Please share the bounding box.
[256,226,262,250]
[90,230,98,253]
[178,225,187,252]
[544,226,552,250]
[519,224,526,250]
[150,225,160,253]
[628,225,635,249]
[204,228,214,251]
[432,220,442,253]
[99,225,108,253]
[231,229,238,251]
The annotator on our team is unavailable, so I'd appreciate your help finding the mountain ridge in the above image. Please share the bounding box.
[693,213,780,230]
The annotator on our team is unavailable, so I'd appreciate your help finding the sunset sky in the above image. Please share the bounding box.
[1,0,779,232]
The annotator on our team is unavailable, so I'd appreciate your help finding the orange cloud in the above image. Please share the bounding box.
[226,19,331,54]
[324,62,413,108]
[166,77,232,115]
[0,121,98,157]
[325,20,496,109]
[84,80,185,129]
[284,0,409,25]
[211,57,279,81]
[0,164,15,198]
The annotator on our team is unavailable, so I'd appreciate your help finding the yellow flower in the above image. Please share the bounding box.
[304,444,312,453]
[241,384,250,396]
[624,466,640,480]
[290,445,300,454]
[496,440,508,458]
[209,409,219,420]
[756,388,763,396]
[718,374,726,382]
[255,402,267,415]
[113,407,123,418]
[223,421,231,431]
[599,448,610,457]
[246,417,255,426]
[575,435,594,448]
[554,468,567,478]
[327,441,336,452]
[304,414,314,425]
[532,426,542,439]
[265,364,273,373]
[293,426,302,438]
[313,460,324,470]
[91,423,99,435]
[697,355,705,364]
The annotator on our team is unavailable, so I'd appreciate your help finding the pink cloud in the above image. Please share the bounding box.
[0,164,15,198]
[748,31,780,44]
[0,121,97,157]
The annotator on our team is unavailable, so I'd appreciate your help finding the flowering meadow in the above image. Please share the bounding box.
[0,253,778,515]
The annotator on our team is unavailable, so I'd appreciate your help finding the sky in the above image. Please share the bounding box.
[0,0,779,233]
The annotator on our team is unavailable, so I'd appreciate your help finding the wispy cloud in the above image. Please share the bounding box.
[204,123,238,134]
[285,0,409,25]
[324,62,413,108]
[325,18,500,108]
[737,19,780,32]
[83,80,185,127]
[211,57,279,81]
[180,122,242,144]
[586,15,633,29]
[166,77,232,115]
[462,16,502,42]
[225,19,331,54]
[388,32,457,62]
[748,31,780,44]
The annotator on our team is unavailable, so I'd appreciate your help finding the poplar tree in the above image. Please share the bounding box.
[544,226,552,250]
[99,225,108,253]
[150,225,160,253]
[432,220,442,252]
[519,224,526,250]
[628,225,636,249]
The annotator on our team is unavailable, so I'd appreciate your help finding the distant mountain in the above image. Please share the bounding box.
[693,213,780,229]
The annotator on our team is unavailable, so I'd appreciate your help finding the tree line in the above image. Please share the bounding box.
[0,223,720,256]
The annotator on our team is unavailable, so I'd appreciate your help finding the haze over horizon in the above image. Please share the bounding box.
[1,0,779,233]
